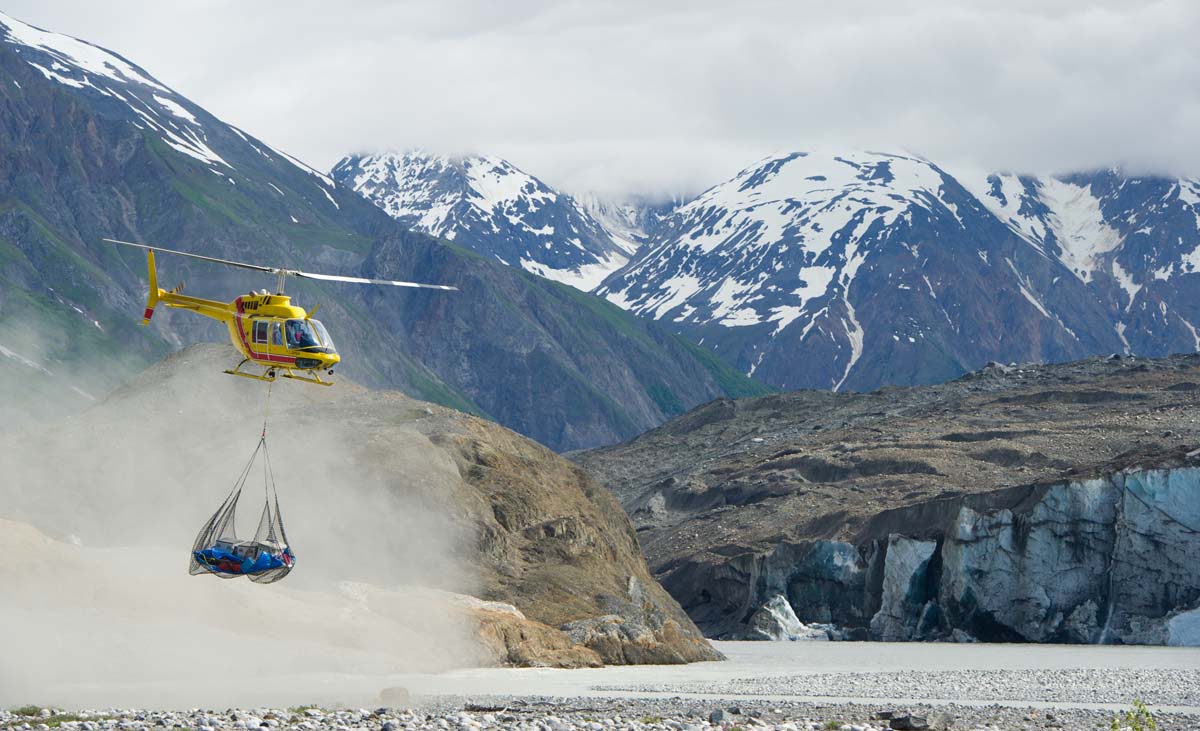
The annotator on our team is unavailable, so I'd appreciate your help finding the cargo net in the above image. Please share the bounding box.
[189,436,295,583]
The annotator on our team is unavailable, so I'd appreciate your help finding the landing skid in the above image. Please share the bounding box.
[223,359,334,387]
[279,370,334,387]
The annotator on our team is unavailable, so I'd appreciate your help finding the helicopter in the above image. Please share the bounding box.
[105,238,456,386]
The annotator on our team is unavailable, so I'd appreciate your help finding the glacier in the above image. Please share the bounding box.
[676,460,1200,646]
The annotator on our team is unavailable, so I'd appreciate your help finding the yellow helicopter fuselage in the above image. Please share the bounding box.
[141,251,340,383]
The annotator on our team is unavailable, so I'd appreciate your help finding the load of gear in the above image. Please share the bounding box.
[189,430,295,583]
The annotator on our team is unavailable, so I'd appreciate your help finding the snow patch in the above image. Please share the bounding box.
[1006,258,1051,319]
[644,273,704,320]
[0,343,52,375]
[69,385,96,401]
[768,265,836,334]
[0,12,169,92]
[152,94,197,124]
[1178,317,1200,352]
[264,142,335,187]
[966,173,1049,249]
[1111,260,1142,312]
[834,299,863,392]
[1115,322,1131,354]
[1037,179,1124,282]
[710,277,763,327]
[518,248,630,292]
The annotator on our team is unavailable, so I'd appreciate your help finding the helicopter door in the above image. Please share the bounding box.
[252,320,270,345]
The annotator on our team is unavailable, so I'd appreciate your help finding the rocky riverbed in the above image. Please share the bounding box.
[601,666,1200,706]
[2,695,1195,731]
[8,642,1193,731]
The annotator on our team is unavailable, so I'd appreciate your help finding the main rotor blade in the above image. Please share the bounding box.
[294,270,458,291]
[106,238,457,291]
[104,238,276,274]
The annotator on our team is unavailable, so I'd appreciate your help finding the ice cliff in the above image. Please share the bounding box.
[679,457,1200,644]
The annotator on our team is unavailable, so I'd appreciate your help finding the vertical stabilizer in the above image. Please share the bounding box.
[142,250,162,325]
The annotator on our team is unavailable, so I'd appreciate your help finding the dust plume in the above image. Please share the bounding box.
[0,344,482,709]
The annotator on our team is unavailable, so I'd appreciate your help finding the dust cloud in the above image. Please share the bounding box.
[0,320,115,430]
[0,344,483,709]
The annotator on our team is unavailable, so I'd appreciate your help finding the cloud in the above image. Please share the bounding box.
[6,0,1199,196]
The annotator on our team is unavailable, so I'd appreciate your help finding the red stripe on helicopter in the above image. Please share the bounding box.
[234,297,297,366]
[142,307,154,321]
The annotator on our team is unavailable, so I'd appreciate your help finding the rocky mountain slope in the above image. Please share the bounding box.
[0,11,763,451]
[0,344,720,673]
[596,151,1200,391]
[575,353,1200,644]
[332,152,638,291]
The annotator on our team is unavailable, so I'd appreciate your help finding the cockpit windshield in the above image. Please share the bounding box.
[310,320,335,353]
[284,319,333,352]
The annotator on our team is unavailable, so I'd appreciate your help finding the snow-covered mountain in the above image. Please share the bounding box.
[598,151,1200,391]
[332,152,638,290]
[0,11,341,206]
[967,171,1200,354]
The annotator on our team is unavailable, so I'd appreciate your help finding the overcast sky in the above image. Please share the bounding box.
[6,1,1200,197]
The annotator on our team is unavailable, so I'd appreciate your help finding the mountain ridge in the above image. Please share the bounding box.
[597,150,1200,390]
[336,145,1200,394]
[333,150,638,291]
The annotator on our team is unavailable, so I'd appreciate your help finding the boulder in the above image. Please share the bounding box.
[889,715,928,730]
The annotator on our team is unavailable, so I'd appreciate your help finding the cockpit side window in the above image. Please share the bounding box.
[271,322,282,346]
[253,320,269,344]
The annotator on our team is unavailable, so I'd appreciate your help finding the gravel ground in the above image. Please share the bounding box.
[599,668,1200,707]
[0,694,1194,731]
